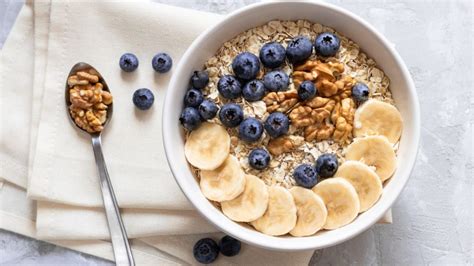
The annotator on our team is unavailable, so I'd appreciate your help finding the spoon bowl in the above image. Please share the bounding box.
[65,62,113,136]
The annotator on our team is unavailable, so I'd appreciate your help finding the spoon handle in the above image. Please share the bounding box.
[91,135,135,266]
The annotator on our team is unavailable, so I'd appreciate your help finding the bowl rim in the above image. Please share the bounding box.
[163,0,420,251]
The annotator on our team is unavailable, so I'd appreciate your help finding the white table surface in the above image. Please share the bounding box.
[1,0,472,265]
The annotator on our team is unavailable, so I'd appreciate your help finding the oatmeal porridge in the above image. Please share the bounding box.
[180,20,403,236]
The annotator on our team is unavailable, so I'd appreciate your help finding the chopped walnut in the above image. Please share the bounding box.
[263,90,298,113]
[267,136,303,156]
[289,97,335,127]
[292,60,345,97]
[68,68,112,133]
[331,98,355,144]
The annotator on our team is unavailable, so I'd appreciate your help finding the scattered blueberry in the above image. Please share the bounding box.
[298,80,317,101]
[351,82,370,103]
[315,153,339,178]
[248,148,270,170]
[180,107,202,131]
[239,118,263,142]
[242,80,266,102]
[293,164,318,188]
[314,32,340,57]
[264,112,289,138]
[119,53,139,72]
[263,70,289,92]
[193,238,219,264]
[219,103,244,128]
[231,52,261,80]
[191,70,209,89]
[218,75,242,99]
[219,236,241,257]
[259,42,286,68]
[286,36,313,64]
[198,99,219,120]
[132,88,154,110]
[152,52,173,73]
[184,88,204,108]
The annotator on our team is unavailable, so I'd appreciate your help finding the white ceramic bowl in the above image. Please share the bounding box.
[163,1,420,251]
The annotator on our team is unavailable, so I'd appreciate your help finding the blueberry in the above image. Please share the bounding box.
[231,52,261,80]
[242,80,266,102]
[218,75,242,99]
[184,88,204,108]
[298,80,317,101]
[132,88,154,110]
[315,153,338,178]
[179,107,202,131]
[219,103,244,128]
[293,164,318,188]
[259,42,286,68]
[248,148,270,170]
[239,118,263,142]
[119,53,139,72]
[264,112,289,138]
[193,238,219,264]
[263,70,289,92]
[219,235,241,257]
[314,32,340,57]
[152,52,173,73]
[286,36,313,64]
[198,99,218,120]
[191,70,209,89]
[351,82,370,103]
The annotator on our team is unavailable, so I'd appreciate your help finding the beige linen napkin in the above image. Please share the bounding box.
[0,0,33,189]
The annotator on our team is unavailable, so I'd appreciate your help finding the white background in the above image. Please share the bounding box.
[0,0,472,265]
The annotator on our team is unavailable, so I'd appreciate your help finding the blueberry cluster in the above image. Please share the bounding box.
[293,153,339,188]
[179,70,217,130]
[193,235,241,264]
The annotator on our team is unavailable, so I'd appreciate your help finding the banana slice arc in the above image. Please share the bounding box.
[251,186,297,236]
[353,99,403,144]
[345,135,397,181]
[200,155,246,202]
[221,175,269,222]
[312,178,360,230]
[185,122,230,170]
[335,161,383,212]
[289,187,327,237]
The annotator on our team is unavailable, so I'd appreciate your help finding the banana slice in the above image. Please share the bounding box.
[289,187,327,237]
[345,136,396,181]
[312,178,360,230]
[185,122,230,170]
[335,161,383,212]
[353,99,403,144]
[221,175,269,222]
[200,155,245,202]
[251,186,297,236]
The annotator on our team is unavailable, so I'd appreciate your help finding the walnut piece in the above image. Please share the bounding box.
[289,97,335,127]
[267,136,301,156]
[292,60,345,97]
[68,69,112,133]
[263,90,298,113]
[331,98,355,144]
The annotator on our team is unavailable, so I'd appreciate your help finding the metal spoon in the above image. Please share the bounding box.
[65,62,135,266]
